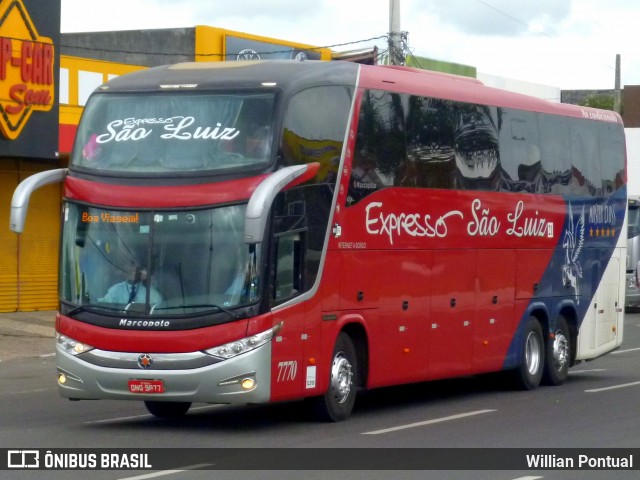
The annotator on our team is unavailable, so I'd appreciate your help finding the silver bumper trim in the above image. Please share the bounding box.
[56,342,272,404]
[79,349,223,370]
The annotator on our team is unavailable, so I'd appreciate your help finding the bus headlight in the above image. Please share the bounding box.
[205,322,283,360]
[56,333,95,355]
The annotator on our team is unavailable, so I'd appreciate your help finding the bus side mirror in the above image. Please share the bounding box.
[10,168,67,233]
[244,163,319,244]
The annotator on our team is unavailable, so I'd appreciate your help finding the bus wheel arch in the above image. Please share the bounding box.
[341,322,369,389]
[310,324,368,422]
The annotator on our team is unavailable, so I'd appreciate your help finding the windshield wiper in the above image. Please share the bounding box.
[66,303,240,320]
[64,303,131,317]
[64,304,91,317]
[153,304,239,319]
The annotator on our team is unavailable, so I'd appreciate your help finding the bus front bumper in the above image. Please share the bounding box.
[55,343,272,404]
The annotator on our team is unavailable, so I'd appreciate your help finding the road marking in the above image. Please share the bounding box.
[7,388,54,395]
[85,414,153,424]
[512,477,544,480]
[585,380,640,393]
[362,409,497,435]
[118,464,213,480]
[612,347,640,354]
[569,368,606,374]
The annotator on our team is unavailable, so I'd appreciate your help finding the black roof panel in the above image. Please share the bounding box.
[99,60,360,93]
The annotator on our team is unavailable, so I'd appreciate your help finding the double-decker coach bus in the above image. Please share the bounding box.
[625,196,640,310]
[11,60,626,421]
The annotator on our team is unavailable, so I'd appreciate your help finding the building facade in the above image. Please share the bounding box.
[1,5,334,312]
[0,0,61,311]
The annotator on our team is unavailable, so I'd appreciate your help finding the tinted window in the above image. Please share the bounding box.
[571,120,602,196]
[599,122,625,194]
[498,110,538,191]
[72,92,275,175]
[539,114,572,194]
[348,88,625,204]
[348,90,403,205]
[274,86,353,300]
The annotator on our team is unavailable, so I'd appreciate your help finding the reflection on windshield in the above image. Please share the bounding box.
[71,92,275,174]
[60,203,260,316]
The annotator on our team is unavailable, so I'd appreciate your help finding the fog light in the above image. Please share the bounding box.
[58,373,67,385]
[241,378,256,390]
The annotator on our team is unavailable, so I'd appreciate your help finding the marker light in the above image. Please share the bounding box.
[56,333,94,355]
[205,322,283,360]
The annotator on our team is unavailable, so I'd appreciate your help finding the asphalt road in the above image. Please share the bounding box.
[0,310,56,362]
[1,311,639,480]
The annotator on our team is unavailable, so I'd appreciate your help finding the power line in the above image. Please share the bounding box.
[474,0,532,33]
[473,0,614,71]
[0,27,388,63]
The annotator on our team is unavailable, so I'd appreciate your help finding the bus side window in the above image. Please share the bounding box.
[348,147,384,205]
[272,232,303,303]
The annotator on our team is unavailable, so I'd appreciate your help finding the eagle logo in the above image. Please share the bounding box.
[562,203,585,303]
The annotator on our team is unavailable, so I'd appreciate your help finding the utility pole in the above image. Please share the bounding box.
[389,0,404,65]
[614,54,621,114]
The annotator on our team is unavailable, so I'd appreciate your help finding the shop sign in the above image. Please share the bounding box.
[0,0,55,140]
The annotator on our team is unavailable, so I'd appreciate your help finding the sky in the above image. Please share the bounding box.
[59,0,640,91]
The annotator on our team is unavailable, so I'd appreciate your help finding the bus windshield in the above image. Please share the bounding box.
[60,202,260,316]
[71,92,275,174]
[628,200,640,240]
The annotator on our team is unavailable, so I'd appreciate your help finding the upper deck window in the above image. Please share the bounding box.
[71,92,276,175]
[347,89,625,204]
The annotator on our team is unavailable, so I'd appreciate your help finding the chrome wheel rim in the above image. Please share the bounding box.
[525,330,541,376]
[552,330,570,372]
[330,352,353,404]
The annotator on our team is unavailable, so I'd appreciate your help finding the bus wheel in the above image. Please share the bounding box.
[144,401,191,418]
[311,333,357,422]
[543,315,571,386]
[511,316,544,390]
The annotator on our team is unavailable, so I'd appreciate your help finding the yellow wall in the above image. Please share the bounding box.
[0,160,62,311]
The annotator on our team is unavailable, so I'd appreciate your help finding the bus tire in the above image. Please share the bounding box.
[311,332,357,422]
[542,315,571,386]
[144,401,191,418]
[511,316,544,390]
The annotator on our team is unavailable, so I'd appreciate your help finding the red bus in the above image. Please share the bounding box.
[11,61,627,421]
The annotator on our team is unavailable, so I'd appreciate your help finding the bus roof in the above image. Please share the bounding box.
[98,60,360,94]
[98,60,622,125]
[361,64,622,124]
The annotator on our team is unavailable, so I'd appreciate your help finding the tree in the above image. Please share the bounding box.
[579,93,614,111]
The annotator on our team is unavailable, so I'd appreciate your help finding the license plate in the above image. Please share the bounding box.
[128,379,164,394]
